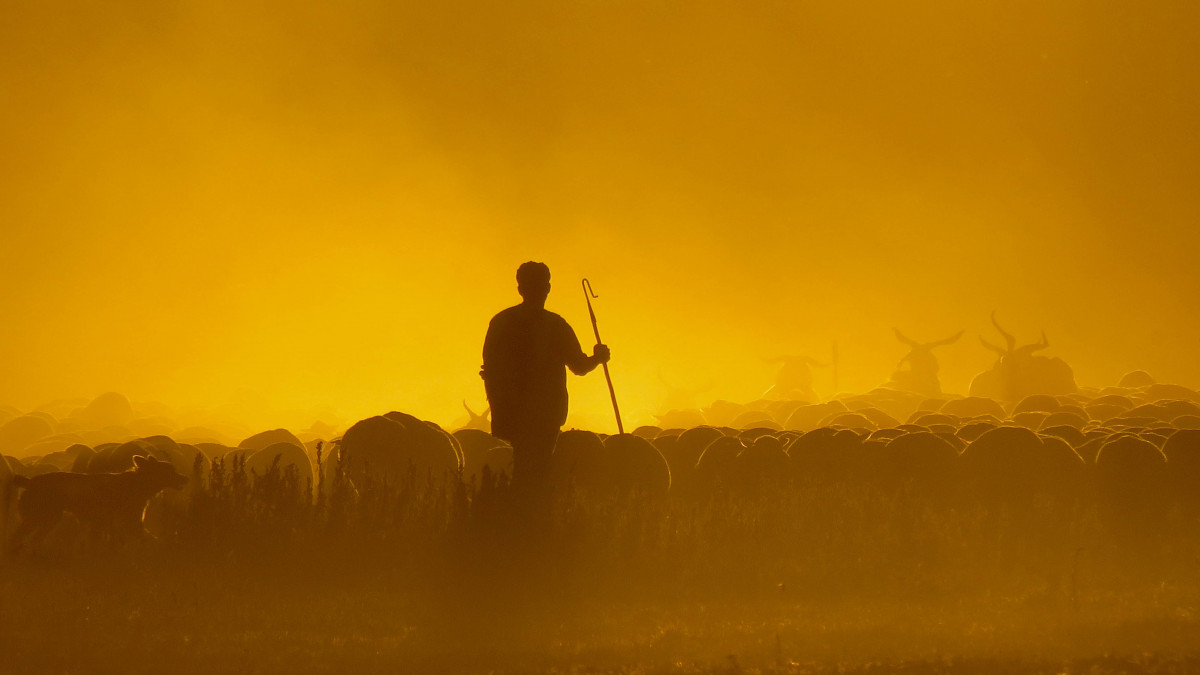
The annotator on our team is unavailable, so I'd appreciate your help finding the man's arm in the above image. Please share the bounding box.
[567,344,611,376]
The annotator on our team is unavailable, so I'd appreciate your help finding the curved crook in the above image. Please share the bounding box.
[582,278,598,299]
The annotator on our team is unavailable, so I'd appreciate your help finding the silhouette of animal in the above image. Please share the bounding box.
[960,426,1084,507]
[1093,435,1169,538]
[602,434,671,497]
[0,415,55,456]
[337,413,463,488]
[549,429,606,495]
[969,312,1076,402]
[452,428,508,483]
[879,431,961,501]
[0,451,14,542]
[784,401,848,431]
[694,435,743,493]
[456,401,491,432]
[940,396,1007,420]
[786,427,867,486]
[1118,371,1156,389]
[886,329,962,397]
[244,442,316,500]
[762,356,824,401]
[239,429,306,453]
[6,455,187,554]
[69,392,136,430]
[1162,429,1200,517]
[735,434,789,490]
[656,426,723,496]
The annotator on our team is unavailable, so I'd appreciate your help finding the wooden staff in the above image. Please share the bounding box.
[582,278,624,435]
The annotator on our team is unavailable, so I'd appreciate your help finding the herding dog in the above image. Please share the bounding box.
[5,455,187,555]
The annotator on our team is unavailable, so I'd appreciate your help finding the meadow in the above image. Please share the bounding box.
[3,435,1198,675]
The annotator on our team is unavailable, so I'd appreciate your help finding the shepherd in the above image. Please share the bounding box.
[480,262,611,510]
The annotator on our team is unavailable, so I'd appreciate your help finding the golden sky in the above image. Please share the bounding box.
[2,1,1198,431]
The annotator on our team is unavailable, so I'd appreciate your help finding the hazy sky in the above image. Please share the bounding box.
[2,1,1198,431]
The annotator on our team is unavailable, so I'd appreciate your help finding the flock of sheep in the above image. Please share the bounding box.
[2,362,1199,542]
[2,308,1200,550]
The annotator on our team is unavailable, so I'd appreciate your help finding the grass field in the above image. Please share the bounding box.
[2,459,1198,674]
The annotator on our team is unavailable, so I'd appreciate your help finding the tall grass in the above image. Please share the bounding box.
[2,454,1197,674]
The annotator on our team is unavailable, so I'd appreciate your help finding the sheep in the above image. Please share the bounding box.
[631,426,661,439]
[704,400,750,428]
[1142,383,1200,403]
[1042,409,1089,429]
[786,427,866,486]
[735,434,790,491]
[453,428,508,484]
[694,435,743,494]
[481,446,514,482]
[1013,395,1061,415]
[69,392,136,429]
[960,426,1084,509]
[0,415,55,457]
[1161,429,1200,520]
[602,434,671,498]
[238,429,306,453]
[936,397,1002,421]
[385,413,464,474]
[657,426,723,496]
[730,409,779,430]
[548,429,606,496]
[907,412,959,427]
[780,401,836,431]
[1039,425,1087,449]
[1093,435,1169,540]
[0,450,14,543]
[955,420,998,443]
[819,412,877,431]
[878,431,961,502]
[244,442,316,500]
[337,413,462,489]
[1118,371,1156,389]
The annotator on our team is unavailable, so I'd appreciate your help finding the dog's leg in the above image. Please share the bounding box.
[6,510,63,556]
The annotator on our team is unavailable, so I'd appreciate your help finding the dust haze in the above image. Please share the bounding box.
[3,1,1199,430]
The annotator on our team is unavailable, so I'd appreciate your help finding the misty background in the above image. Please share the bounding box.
[2,1,1198,431]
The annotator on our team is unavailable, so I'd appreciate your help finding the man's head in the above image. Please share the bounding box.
[517,261,551,305]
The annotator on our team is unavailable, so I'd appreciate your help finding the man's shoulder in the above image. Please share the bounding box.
[489,304,526,325]
[490,305,568,324]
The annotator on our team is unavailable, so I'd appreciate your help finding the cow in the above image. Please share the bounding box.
[886,329,963,397]
[969,312,1077,402]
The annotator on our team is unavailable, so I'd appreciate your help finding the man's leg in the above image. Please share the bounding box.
[510,427,558,517]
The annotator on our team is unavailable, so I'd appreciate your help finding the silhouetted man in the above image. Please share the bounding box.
[481,262,610,507]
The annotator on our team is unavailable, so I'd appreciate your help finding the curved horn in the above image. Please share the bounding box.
[894,328,919,347]
[1015,331,1050,357]
[979,336,1007,356]
[990,311,1015,352]
[927,330,964,349]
